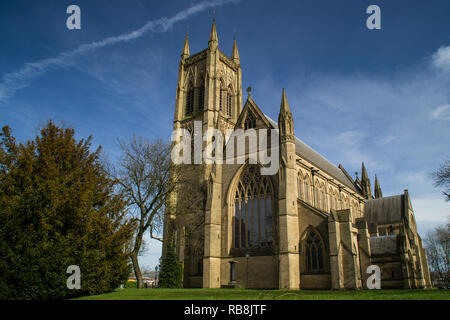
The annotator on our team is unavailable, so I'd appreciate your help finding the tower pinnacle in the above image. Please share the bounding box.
[278,88,294,140]
[374,174,382,198]
[181,33,190,59]
[280,88,292,114]
[208,18,218,49]
[361,162,373,199]
[232,37,240,64]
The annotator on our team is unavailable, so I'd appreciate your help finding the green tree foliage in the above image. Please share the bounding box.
[0,121,134,299]
[158,243,183,288]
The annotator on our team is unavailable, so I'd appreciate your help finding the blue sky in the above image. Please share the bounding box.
[1,0,450,270]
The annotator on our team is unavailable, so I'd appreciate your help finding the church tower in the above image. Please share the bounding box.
[173,19,243,146]
[168,19,244,288]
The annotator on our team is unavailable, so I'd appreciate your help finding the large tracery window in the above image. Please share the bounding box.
[233,166,273,249]
[305,229,325,273]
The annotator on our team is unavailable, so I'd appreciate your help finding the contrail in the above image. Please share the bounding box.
[0,0,239,102]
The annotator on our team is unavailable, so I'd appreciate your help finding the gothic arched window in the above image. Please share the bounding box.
[314,183,319,208]
[244,113,256,130]
[186,81,194,116]
[197,85,205,111]
[329,189,336,212]
[352,201,359,216]
[305,229,325,273]
[233,166,273,249]
[219,79,226,112]
[298,173,303,200]
[341,196,349,209]
[304,178,310,203]
[320,187,326,211]
[226,85,233,117]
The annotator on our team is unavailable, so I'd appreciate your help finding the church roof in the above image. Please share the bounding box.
[265,116,357,191]
[364,195,403,225]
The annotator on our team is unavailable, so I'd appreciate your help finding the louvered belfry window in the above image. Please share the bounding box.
[186,85,194,115]
[197,85,205,110]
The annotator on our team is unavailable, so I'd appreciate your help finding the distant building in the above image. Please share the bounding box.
[163,20,432,290]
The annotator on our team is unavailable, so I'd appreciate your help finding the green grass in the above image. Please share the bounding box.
[75,288,450,300]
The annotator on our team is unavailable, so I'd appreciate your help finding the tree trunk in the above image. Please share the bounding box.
[130,251,144,288]
[130,228,144,288]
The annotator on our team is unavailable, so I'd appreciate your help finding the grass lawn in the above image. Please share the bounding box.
[75,288,450,300]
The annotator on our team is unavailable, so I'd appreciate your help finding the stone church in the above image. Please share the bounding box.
[162,20,432,290]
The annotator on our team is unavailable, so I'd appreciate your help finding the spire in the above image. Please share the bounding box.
[361,162,373,199]
[280,88,292,114]
[278,88,294,140]
[361,162,369,181]
[232,37,240,64]
[374,174,382,198]
[181,33,190,59]
[208,18,218,49]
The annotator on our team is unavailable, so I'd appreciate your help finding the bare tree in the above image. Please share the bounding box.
[432,159,450,202]
[115,137,173,288]
[424,217,450,288]
[115,137,206,288]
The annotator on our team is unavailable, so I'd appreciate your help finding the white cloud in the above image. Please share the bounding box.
[430,104,450,120]
[267,44,450,224]
[432,45,450,72]
[401,171,429,187]
[376,135,396,146]
[0,0,240,102]
[336,130,365,146]
[412,194,450,224]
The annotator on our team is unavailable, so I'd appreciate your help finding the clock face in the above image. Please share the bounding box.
[0,0,449,302]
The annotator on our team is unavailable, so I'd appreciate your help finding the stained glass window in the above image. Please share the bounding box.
[233,166,273,249]
[305,229,325,273]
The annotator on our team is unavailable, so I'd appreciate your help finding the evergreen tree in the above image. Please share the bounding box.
[158,242,183,288]
[0,121,134,299]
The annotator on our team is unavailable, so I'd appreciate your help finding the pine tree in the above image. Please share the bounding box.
[0,121,134,299]
[158,242,183,288]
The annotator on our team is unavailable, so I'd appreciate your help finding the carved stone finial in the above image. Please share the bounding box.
[247,86,252,96]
